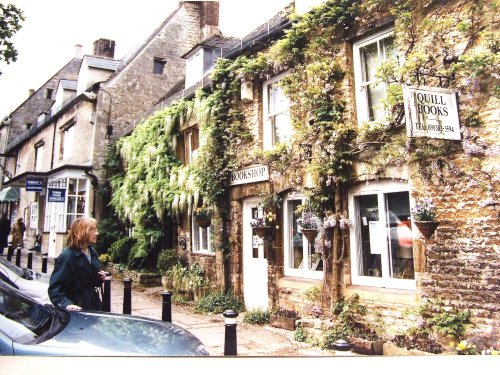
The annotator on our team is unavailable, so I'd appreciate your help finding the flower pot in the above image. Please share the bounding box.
[414,221,439,239]
[253,226,271,238]
[301,228,318,243]
[196,218,211,228]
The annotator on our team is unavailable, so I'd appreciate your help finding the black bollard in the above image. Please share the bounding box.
[223,309,239,356]
[123,277,132,314]
[15,247,21,267]
[161,291,172,322]
[7,246,13,262]
[27,252,33,270]
[102,272,112,312]
[41,254,48,273]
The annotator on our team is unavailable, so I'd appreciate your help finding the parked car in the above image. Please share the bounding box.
[0,280,209,356]
[0,257,50,304]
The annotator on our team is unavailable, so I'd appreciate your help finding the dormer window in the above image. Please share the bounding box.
[153,58,166,75]
[46,88,54,99]
[184,45,221,89]
[37,112,48,125]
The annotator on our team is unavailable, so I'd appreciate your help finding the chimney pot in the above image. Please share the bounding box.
[28,89,35,97]
[74,44,83,59]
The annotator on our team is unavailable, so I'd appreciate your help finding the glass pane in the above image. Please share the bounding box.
[356,194,381,277]
[68,178,76,195]
[78,179,87,194]
[201,227,208,250]
[251,208,259,258]
[360,42,379,82]
[66,214,76,230]
[67,197,76,215]
[76,197,85,214]
[367,82,386,121]
[289,200,303,269]
[192,221,200,251]
[273,111,292,144]
[381,36,395,61]
[386,192,414,280]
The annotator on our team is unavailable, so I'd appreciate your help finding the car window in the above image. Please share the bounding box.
[0,288,52,344]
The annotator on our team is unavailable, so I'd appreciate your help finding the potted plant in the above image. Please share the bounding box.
[411,197,439,239]
[297,212,320,242]
[250,211,275,238]
[194,206,212,228]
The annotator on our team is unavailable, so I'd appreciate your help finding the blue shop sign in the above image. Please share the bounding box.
[48,188,66,203]
[26,178,43,192]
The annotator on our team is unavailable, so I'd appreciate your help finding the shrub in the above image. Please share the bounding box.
[195,290,244,314]
[157,249,182,274]
[243,309,270,325]
[294,326,308,342]
[109,237,135,264]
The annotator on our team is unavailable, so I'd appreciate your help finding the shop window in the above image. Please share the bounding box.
[191,216,211,254]
[262,73,292,150]
[283,193,323,280]
[353,28,397,123]
[348,180,416,290]
[66,178,87,229]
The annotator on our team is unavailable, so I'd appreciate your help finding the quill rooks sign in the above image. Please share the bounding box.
[403,85,461,140]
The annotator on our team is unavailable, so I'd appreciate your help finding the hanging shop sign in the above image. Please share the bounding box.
[48,188,66,203]
[230,165,269,186]
[403,85,461,140]
[26,178,43,192]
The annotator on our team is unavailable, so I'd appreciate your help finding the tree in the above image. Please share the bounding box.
[0,3,24,75]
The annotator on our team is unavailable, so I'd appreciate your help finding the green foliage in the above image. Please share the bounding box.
[194,290,244,314]
[294,326,308,342]
[304,286,322,302]
[0,3,24,75]
[243,309,271,325]
[428,308,471,339]
[108,237,135,264]
[95,217,127,255]
[157,249,182,274]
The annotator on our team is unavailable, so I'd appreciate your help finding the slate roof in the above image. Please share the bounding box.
[60,80,77,90]
[84,56,122,71]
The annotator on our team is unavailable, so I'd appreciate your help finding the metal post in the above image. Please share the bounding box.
[7,246,13,262]
[27,251,33,270]
[15,247,21,267]
[102,272,112,312]
[161,291,172,322]
[223,309,239,356]
[42,253,48,273]
[123,277,132,314]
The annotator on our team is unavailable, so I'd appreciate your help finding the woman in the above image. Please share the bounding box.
[49,217,106,311]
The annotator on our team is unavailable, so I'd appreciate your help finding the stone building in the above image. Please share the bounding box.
[0,1,221,255]
[115,0,498,348]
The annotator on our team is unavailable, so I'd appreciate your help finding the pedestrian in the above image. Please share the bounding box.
[48,217,106,311]
[10,217,26,248]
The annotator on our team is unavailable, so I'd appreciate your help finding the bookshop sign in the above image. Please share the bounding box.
[403,85,461,140]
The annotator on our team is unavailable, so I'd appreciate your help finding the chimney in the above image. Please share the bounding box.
[74,44,83,59]
[28,89,35,97]
[199,1,220,40]
[93,38,116,59]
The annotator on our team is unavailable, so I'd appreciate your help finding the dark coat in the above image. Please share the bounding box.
[48,246,103,310]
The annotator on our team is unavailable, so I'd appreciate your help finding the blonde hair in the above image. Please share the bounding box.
[67,217,97,249]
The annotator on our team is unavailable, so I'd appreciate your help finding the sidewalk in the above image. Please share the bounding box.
[5,250,337,356]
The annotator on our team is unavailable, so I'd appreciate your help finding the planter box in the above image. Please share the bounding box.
[270,315,297,331]
[350,337,385,355]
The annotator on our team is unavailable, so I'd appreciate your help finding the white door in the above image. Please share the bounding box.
[243,199,269,310]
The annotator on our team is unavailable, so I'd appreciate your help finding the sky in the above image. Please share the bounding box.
[0,0,291,118]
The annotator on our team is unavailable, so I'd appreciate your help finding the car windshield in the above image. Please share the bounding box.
[0,257,24,278]
[0,285,53,344]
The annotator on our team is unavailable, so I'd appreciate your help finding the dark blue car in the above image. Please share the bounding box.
[0,280,209,356]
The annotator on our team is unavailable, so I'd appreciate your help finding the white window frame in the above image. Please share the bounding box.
[185,49,204,88]
[353,28,395,124]
[348,180,416,290]
[191,217,212,255]
[34,143,44,172]
[60,123,75,161]
[262,72,293,150]
[283,192,323,280]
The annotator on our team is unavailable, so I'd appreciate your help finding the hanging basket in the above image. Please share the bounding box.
[196,218,211,228]
[253,226,271,238]
[414,221,439,239]
[301,228,318,243]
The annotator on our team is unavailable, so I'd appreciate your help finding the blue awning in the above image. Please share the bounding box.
[0,187,20,202]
